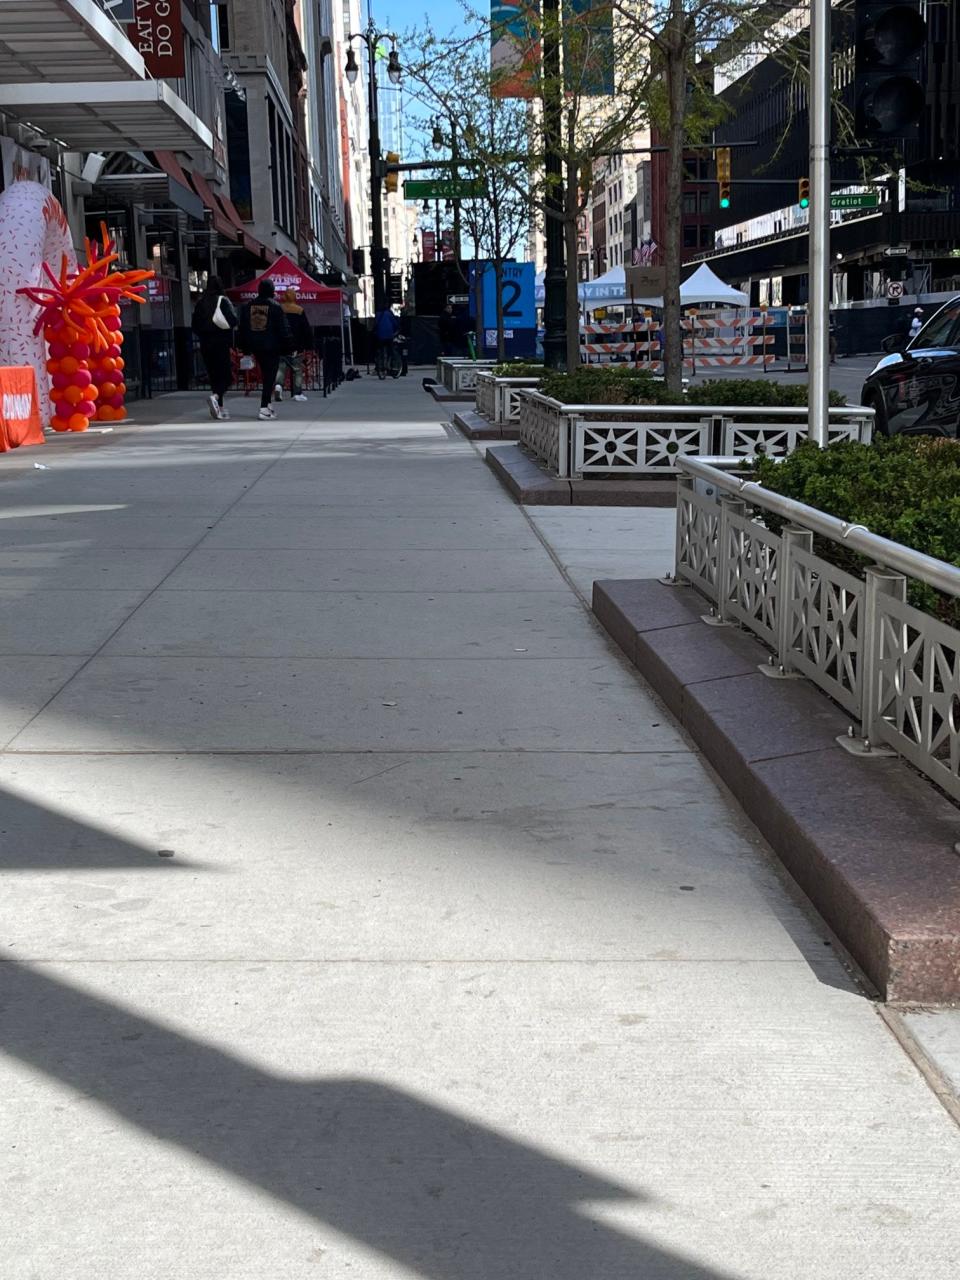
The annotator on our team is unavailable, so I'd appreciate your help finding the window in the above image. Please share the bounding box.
[699,191,711,213]
[699,225,712,248]
[683,225,698,248]
[914,305,960,349]
[682,193,697,214]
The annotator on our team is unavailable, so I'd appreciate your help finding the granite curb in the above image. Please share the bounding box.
[593,577,960,1004]
[484,444,678,507]
[452,410,521,441]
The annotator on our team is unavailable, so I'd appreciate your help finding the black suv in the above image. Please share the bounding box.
[861,297,960,437]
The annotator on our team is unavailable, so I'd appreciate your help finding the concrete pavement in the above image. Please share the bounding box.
[1,375,959,1278]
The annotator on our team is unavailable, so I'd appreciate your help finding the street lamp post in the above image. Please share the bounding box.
[808,0,830,445]
[345,23,401,315]
[542,0,566,370]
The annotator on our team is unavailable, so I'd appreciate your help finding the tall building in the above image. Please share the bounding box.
[333,0,372,314]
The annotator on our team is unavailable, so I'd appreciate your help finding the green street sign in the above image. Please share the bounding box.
[403,178,485,201]
[830,193,880,210]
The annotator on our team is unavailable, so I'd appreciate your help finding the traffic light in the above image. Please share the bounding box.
[716,147,731,210]
[351,248,366,277]
[384,152,400,195]
[854,2,926,141]
[798,177,810,209]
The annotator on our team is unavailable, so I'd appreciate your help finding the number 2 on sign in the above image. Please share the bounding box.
[501,280,522,319]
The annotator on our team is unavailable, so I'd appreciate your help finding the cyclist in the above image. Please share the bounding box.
[373,303,400,377]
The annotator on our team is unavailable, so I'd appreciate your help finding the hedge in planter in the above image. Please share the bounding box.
[755,437,960,624]
[685,379,848,408]
[490,363,544,378]
[538,367,671,405]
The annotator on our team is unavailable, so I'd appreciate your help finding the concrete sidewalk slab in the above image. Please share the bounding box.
[3,377,960,1278]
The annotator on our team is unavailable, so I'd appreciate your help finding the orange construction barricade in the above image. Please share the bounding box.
[0,365,44,452]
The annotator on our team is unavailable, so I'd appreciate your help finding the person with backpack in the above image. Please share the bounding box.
[191,276,238,421]
[277,288,313,401]
[237,279,291,420]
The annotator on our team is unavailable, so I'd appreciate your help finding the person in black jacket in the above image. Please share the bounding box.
[191,276,238,420]
[277,289,313,401]
[237,279,291,420]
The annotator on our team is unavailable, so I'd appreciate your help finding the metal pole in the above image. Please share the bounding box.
[542,0,566,369]
[451,120,462,262]
[366,28,386,313]
[808,0,830,445]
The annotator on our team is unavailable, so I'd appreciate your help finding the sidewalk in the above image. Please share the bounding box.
[1,375,958,1278]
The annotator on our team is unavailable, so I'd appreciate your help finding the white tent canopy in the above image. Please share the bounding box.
[675,263,749,307]
[535,261,749,311]
[579,265,626,306]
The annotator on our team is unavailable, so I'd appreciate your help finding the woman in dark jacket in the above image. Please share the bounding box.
[191,276,238,420]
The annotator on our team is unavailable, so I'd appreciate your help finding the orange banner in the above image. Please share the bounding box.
[0,365,44,452]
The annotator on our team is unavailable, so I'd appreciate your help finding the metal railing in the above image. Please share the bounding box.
[475,373,541,425]
[436,357,497,393]
[516,392,874,478]
[675,456,960,803]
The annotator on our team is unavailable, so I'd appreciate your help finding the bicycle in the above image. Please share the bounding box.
[375,337,403,380]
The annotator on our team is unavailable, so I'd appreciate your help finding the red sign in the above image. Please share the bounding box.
[127,0,185,79]
[0,366,44,452]
[441,230,456,262]
[422,230,436,263]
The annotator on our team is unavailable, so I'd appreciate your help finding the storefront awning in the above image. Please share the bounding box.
[0,80,213,153]
[218,192,266,257]
[0,0,145,84]
[184,167,237,241]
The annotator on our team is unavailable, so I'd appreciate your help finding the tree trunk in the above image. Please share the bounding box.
[662,40,687,400]
[495,258,506,361]
[564,158,581,371]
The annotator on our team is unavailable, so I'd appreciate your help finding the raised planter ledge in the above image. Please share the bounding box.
[486,445,678,507]
[593,576,960,1004]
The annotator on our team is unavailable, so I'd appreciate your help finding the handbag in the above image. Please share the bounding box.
[212,296,230,330]
[239,354,255,371]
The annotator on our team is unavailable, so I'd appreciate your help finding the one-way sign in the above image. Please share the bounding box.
[883,246,911,256]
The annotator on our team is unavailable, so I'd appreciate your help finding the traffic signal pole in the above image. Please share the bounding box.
[808,0,831,447]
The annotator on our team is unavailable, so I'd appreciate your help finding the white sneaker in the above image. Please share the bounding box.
[208,394,220,420]
[274,384,283,401]
[258,407,276,420]
[219,410,231,421]
[293,393,308,402]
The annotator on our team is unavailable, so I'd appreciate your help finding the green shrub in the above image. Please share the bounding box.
[755,438,960,624]
[490,362,543,378]
[538,367,670,406]
[685,379,847,408]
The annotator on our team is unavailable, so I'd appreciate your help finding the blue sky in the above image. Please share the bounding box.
[371,0,475,40]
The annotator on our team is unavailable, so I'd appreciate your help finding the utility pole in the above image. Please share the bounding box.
[808,0,830,445]
[364,27,386,314]
[542,0,566,370]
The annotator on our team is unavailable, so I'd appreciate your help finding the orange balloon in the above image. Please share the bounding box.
[96,406,114,421]
[112,406,127,421]
[116,358,125,370]
[51,416,72,432]
[115,332,125,345]
[46,359,60,375]
[101,357,118,373]
[100,381,117,400]
[60,356,79,375]
[63,385,83,405]
[86,384,99,400]
[116,383,126,397]
[68,412,89,432]
[49,387,64,402]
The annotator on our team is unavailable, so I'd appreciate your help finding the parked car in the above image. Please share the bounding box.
[861,297,960,436]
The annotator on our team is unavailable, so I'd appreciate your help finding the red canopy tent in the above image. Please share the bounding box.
[228,254,351,361]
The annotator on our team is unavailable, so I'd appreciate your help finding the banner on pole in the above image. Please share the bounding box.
[564,0,614,95]
[491,0,540,99]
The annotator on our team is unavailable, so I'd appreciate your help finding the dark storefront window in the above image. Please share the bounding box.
[227,91,252,221]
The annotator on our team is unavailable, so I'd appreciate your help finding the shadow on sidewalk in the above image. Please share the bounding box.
[0,958,742,1280]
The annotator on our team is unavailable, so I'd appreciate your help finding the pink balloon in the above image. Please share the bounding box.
[74,369,92,388]
[105,316,122,331]
[78,400,97,418]
[49,341,67,359]
[110,394,124,409]
[52,372,70,390]
[72,343,90,360]
[106,344,122,359]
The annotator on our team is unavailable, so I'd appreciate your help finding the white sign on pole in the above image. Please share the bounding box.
[886,281,904,299]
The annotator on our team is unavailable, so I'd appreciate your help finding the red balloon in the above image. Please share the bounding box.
[105,315,122,331]
[46,359,61,375]
[49,341,67,359]
[74,369,92,388]
[107,344,122,358]
[109,394,124,410]
[52,372,70,390]
[78,400,97,418]
[72,343,91,361]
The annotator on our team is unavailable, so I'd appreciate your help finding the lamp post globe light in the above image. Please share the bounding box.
[344,22,402,313]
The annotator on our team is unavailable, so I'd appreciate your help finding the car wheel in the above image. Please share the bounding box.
[864,393,890,438]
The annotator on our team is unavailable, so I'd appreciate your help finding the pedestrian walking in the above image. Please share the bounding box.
[373,303,400,377]
[438,303,458,357]
[909,307,924,340]
[237,279,291,420]
[277,288,313,402]
[191,276,237,421]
